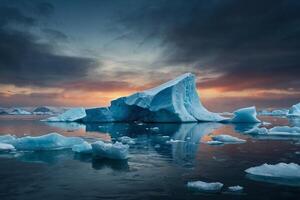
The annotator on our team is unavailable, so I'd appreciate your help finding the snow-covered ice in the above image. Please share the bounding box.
[92,141,129,160]
[44,108,86,122]
[230,106,261,123]
[288,102,300,117]
[0,143,15,152]
[212,134,246,143]
[187,181,223,192]
[245,163,300,179]
[11,133,84,151]
[72,141,92,154]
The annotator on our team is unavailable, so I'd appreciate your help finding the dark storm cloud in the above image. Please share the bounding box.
[0,3,98,88]
[118,0,300,91]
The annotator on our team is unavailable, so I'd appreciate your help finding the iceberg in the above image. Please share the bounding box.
[230,106,261,123]
[245,163,300,186]
[0,143,15,152]
[11,132,84,151]
[44,108,86,122]
[288,102,300,117]
[92,141,129,160]
[72,141,92,154]
[187,181,223,193]
[259,109,288,116]
[33,106,53,115]
[212,134,246,143]
[45,73,225,123]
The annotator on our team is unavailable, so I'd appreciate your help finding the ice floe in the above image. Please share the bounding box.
[245,126,300,137]
[92,141,129,160]
[187,181,223,192]
[245,163,300,186]
[205,141,224,145]
[227,185,243,192]
[11,132,84,151]
[212,134,246,143]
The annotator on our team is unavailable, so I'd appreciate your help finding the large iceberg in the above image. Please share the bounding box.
[45,73,225,123]
[44,108,86,122]
[92,141,129,160]
[245,163,300,186]
[288,102,300,117]
[11,133,84,151]
[187,181,223,193]
[230,106,261,123]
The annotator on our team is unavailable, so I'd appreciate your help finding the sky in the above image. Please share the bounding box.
[0,0,299,112]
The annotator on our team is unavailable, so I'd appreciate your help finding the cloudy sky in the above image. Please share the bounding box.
[0,0,299,111]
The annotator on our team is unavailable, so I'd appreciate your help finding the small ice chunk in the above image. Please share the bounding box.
[212,134,246,143]
[118,136,135,145]
[43,108,86,122]
[269,126,300,134]
[187,181,223,193]
[92,141,129,160]
[72,141,92,154]
[231,106,261,123]
[206,141,224,145]
[12,132,84,151]
[228,185,243,192]
[245,127,268,135]
[245,163,300,179]
[166,139,185,144]
[0,143,15,152]
[150,127,159,132]
[154,144,160,148]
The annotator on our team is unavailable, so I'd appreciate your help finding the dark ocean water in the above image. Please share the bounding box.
[0,115,299,200]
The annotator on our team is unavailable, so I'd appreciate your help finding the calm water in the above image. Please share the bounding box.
[0,115,300,200]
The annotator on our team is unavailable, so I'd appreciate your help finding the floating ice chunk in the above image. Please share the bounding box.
[150,127,159,132]
[245,127,268,135]
[0,143,15,152]
[154,144,161,148]
[245,126,300,137]
[92,141,129,160]
[206,140,224,145]
[118,136,135,145]
[12,132,84,151]
[212,134,246,143]
[0,134,16,143]
[107,73,225,122]
[288,102,300,117]
[259,109,288,116]
[245,163,300,179]
[43,108,86,122]
[166,139,185,144]
[230,106,261,123]
[9,108,31,115]
[227,185,243,192]
[72,141,92,154]
[187,181,223,193]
